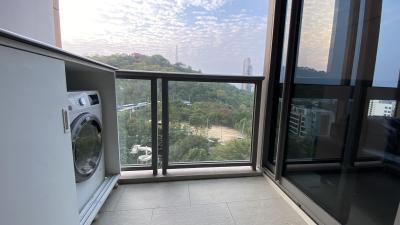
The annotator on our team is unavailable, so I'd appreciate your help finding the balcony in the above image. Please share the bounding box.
[93,70,312,225]
[2,0,400,224]
[94,177,310,225]
[0,26,317,225]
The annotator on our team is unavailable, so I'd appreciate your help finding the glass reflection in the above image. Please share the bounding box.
[282,0,400,225]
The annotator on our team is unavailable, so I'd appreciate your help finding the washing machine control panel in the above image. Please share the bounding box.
[68,91,100,111]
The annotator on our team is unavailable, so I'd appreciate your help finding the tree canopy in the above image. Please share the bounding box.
[91,53,254,164]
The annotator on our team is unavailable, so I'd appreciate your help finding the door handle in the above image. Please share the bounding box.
[62,107,70,133]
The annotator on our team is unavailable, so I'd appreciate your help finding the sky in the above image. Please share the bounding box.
[297,0,334,72]
[373,0,400,87]
[59,0,399,86]
[59,0,269,75]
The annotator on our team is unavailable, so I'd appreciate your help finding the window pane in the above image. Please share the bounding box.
[286,96,343,162]
[168,81,254,163]
[116,79,152,167]
[373,1,400,87]
[295,0,350,85]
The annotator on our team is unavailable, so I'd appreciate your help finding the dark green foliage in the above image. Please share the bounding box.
[91,53,201,73]
[116,79,151,105]
[91,53,254,164]
[170,135,213,162]
[168,81,254,135]
[117,108,152,165]
[211,139,251,161]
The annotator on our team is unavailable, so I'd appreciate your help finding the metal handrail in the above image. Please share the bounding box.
[116,69,264,82]
[116,70,264,175]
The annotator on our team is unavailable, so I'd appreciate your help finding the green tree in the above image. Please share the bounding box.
[169,135,213,162]
[91,53,255,164]
[211,139,251,161]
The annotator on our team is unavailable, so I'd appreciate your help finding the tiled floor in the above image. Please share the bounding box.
[94,177,308,225]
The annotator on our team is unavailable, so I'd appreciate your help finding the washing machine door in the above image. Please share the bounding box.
[71,113,102,183]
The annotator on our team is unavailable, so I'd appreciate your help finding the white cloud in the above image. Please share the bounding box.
[189,0,230,11]
[59,0,267,75]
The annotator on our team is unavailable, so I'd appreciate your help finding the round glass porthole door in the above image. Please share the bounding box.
[71,113,102,183]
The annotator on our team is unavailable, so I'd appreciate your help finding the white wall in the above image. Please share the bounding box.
[0,0,55,45]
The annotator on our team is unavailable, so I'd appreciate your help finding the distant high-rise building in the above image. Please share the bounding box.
[368,100,396,117]
[242,57,253,92]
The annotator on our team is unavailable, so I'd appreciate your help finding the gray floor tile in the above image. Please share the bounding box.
[100,185,126,212]
[228,198,307,225]
[93,209,153,225]
[151,203,235,225]
[97,177,308,225]
[114,181,190,210]
[188,177,280,205]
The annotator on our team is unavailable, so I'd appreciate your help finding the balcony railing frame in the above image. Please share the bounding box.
[116,70,264,175]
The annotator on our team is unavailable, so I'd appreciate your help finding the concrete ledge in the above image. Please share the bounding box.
[119,166,262,184]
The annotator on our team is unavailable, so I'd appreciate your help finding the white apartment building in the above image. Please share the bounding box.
[368,100,396,117]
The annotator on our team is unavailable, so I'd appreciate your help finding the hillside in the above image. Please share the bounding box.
[91,54,253,109]
[91,53,201,73]
[90,53,254,164]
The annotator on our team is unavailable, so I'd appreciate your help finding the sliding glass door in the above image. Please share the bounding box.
[265,0,400,224]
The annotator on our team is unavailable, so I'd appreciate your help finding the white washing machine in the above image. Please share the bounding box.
[67,91,105,212]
